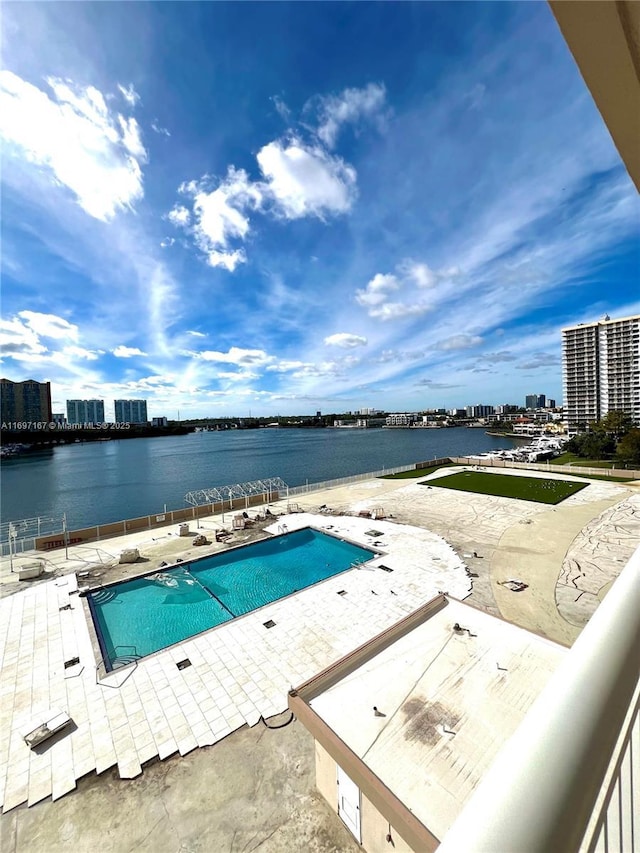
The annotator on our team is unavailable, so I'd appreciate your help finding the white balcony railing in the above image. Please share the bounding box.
[438,547,640,853]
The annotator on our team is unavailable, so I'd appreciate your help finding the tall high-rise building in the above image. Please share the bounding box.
[525,394,546,410]
[562,314,640,434]
[114,399,148,424]
[1,378,52,424]
[66,399,105,425]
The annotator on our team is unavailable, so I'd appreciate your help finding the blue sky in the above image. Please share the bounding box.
[1,2,638,419]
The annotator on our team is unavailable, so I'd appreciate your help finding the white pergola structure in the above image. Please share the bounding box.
[184,477,289,513]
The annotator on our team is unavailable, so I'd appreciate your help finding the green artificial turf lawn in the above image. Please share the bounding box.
[421,470,587,504]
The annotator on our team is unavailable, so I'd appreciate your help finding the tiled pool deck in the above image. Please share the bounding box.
[0,514,470,813]
[1,466,637,820]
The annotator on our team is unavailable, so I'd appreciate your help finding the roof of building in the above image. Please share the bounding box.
[562,314,640,332]
[305,595,567,842]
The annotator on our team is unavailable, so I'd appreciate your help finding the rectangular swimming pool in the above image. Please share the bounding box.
[88,527,375,670]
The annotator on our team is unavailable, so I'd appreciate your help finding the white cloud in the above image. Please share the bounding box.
[400,260,460,288]
[117,83,140,107]
[265,358,347,378]
[0,71,147,220]
[0,317,47,357]
[272,95,291,123]
[436,334,484,351]
[168,205,190,227]
[266,359,309,373]
[172,167,263,271]
[120,374,175,392]
[256,138,356,219]
[355,261,461,321]
[0,313,103,369]
[516,352,560,370]
[113,345,147,358]
[194,346,274,367]
[63,345,100,360]
[376,349,424,364]
[168,82,370,271]
[18,310,78,340]
[403,262,437,288]
[204,249,246,272]
[290,361,342,378]
[369,302,431,321]
[160,237,175,248]
[355,273,400,307]
[216,370,260,382]
[187,330,206,337]
[314,83,387,148]
[324,333,368,348]
[356,270,432,319]
[151,121,170,137]
[171,139,356,270]
[415,378,462,389]
[118,115,146,161]
[479,350,517,363]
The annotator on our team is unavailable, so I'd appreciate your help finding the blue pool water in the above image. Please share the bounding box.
[88,528,374,669]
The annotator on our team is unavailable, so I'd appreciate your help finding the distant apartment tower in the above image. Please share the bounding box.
[52,413,67,425]
[562,314,640,434]
[114,399,148,424]
[151,416,168,427]
[66,399,105,425]
[466,404,495,418]
[525,394,546,410]
[1,378,52,424]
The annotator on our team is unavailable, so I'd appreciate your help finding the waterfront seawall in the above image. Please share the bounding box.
[34,492,278,551]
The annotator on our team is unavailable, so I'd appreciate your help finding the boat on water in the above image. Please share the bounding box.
[0,443,30,458]
[467,435,568,464]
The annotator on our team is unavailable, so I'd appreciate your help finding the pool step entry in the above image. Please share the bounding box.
[92,587,118,605]
[110,645,143,670]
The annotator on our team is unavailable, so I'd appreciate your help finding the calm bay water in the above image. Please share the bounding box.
[0,427,516,529]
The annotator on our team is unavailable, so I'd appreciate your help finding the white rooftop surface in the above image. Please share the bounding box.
[308,596,567,842]
[0,515,470,813]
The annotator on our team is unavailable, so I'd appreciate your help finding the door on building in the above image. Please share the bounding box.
[337,764,362,842]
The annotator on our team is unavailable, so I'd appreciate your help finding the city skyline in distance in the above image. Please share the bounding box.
[1,3,639,418]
